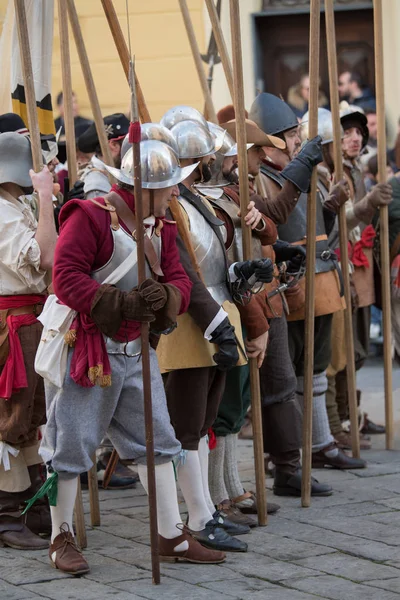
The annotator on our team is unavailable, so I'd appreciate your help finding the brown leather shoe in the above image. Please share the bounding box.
[49,523,89,575]
[217,501,257,528]
[335,431,371,451]
[232,491,280,515]
[159,529,226,564]
[0,515,49,550]
[312,443,366,470]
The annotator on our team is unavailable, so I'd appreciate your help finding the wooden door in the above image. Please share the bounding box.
[254,8,374,103]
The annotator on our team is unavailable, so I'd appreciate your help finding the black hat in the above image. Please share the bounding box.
[0,112,28,135]
[77,113,130,153]
[249,93,299,137]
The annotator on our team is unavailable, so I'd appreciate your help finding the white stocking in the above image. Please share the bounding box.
[198,436,217,515]
[177,450,213,531]
[138,462,188,552]
[50,476,78,543]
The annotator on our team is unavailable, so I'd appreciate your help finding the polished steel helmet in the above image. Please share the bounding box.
[121,123,179,160]
[0,132,34,187]
[170,120,216,159]
[301,108,344,145]
[160,105,209,131]
[105,139,198,189]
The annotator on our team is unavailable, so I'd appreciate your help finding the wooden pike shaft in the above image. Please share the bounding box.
[301,0,320,508]
[100,0,151,123]
[67,0,114,167]
[88,455,101,527]
[13,0,43,172]
[373,0,394,449]
[178,0,218,124]
[58,0,78,185]
[229,0,267,527]
[204,0,234,99]
[130,61,160,585]
[74,477,87,549]
[324,0,360,458]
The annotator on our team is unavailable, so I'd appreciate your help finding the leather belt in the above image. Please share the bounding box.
[291,234,328,246]
[105,336,141,357]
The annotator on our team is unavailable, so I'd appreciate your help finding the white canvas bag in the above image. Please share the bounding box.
[34,244,140,387]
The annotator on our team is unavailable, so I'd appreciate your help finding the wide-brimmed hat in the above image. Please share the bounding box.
[220,119,286,150]
[77,113,130,153]
[0,132,34,187]
[105,139,198,189]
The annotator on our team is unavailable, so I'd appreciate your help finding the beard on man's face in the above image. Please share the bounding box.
[200,162,212,183]
[223,164,239,184]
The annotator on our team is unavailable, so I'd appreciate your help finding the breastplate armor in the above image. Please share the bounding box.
[211,193,262,263]
[261,164,336,275]
[91,226,160,291]
[179,196,231,305]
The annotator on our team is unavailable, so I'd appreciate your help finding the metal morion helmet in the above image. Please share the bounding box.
[121,123,179,161]
[160,105,209,131]
[170,120,216,159]
[339,102,369,148]
[301,108,344,145]
[0,132,35,188]
[105,139,198,189]
[249,92,299,136]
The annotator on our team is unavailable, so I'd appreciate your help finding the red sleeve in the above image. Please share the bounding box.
[53,203,104,315]
[159,222,192,314]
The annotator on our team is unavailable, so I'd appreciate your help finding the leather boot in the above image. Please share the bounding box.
[273,469,333,497]
[49,523,89,575]
[159,530,226,563]
[262,398,302,455]
[312,443,366,469]
[20,465,52,536]
[0,486,49,549]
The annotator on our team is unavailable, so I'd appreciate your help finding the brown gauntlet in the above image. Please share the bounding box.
[90,284,154,338]
[150,284,182,334]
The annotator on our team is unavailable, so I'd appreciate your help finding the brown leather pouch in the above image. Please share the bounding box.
[284,282,306,315]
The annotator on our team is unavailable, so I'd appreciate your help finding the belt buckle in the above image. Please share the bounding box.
[123,340,141,358]
[320,249,331,261]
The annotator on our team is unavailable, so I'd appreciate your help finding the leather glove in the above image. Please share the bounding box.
[281,135,323,193]
[324,178,350,214]
[67,179,85,201]
[287,251,306,274]
[210,316,239,371]
[121,290,156,322]
[354,182,393,223]
[90,284,154,338]
[367,182,393,208]
[273,240,306,264]
[150,284,181,334]
[234,258,274,283]
[138,279,168,311]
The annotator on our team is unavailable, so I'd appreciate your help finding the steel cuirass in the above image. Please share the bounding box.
[91,225,160,291]
[178,195,232,305]
[261,163,337,275]
[210,193,263,263]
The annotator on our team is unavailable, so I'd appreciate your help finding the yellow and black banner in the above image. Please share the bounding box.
[0,0,55,136]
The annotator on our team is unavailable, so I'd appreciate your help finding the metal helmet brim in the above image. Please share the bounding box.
[105,140,199,189]
[224,142,254,157]
[0,132,35,188]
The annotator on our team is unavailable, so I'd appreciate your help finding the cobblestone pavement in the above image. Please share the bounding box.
[1,358,400,600]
